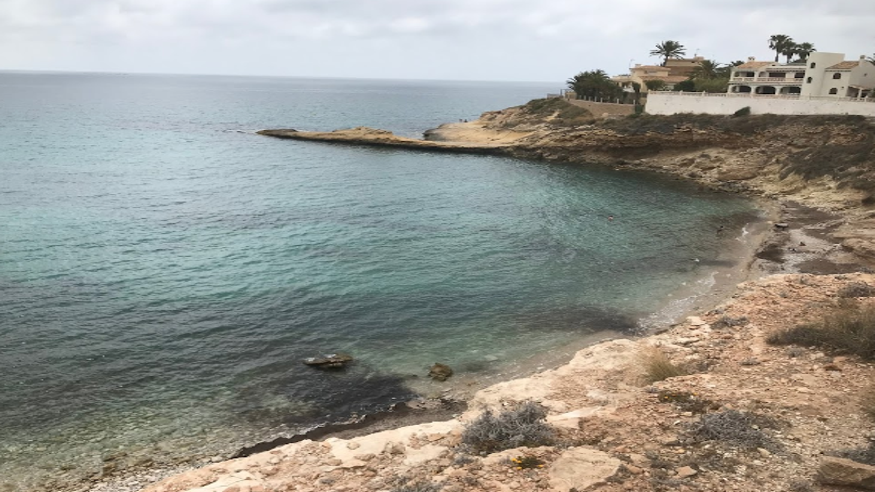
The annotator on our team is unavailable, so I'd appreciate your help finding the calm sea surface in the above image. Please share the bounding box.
[0,73,759,490]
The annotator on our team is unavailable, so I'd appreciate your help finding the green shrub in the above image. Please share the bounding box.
[767,302,875,360]
[732,106,752,117]
[460,401,555,455]
[684,410,781,451]
[641,348,689,383]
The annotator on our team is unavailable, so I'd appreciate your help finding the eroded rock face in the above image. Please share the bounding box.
[548,447,621,491]
[818,457,875,490]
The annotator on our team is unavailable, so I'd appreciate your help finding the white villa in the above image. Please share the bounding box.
[646,52,875,116]
[729,52,874,99]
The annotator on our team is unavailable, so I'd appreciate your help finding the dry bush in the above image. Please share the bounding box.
[460,401,555,455]
[830,441,875,466]
[640,348,689,384]
[767,301,875,360]
[838,282,875,298]
[683,410,782,452]
[390,479,442,492]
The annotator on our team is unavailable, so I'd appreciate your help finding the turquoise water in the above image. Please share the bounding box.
[0,73,758,491]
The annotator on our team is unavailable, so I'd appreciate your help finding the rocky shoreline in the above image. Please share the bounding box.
[96,104,875,492]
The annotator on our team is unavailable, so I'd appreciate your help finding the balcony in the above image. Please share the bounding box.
[730,77,804,85]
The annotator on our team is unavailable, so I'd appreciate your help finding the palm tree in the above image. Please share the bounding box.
[692,60,723,80]
[781,42,799,63]
[867,53,875,65]
[768,34,794,63]
[793,42,816,62]
[650,40,686,66]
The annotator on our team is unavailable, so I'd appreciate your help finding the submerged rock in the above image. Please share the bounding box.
[303,353,353,369]
[428,363,454,381]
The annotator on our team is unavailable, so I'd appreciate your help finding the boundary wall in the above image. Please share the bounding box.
[646,92,875,117]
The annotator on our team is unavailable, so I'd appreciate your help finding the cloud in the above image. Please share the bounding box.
[0,0,873,80]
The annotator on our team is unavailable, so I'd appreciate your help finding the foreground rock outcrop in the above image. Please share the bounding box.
[141,272,875,492]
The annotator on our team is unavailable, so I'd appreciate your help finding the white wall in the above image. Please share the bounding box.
[646,92,875,117]
[823,71,850,96]
[850,61,875,91]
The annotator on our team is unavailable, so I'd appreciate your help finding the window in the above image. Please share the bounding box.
[810,62,816,68]
[807,77,813,83]
[795,72,804,78]
[829,88,838,95]
[833,73,842,80]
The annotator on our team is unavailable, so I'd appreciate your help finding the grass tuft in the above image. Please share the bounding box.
[460,401,555,455]
[640,348,689,384]
[766,301,875,360]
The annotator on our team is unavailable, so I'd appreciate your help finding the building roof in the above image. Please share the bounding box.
[642,75,689,84]
[736,61,773,69]
[826,61,860,70]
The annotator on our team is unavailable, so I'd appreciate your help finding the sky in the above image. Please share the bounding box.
[1,0,874,82]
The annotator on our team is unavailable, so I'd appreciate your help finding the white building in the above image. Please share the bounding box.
[728,52,875,99]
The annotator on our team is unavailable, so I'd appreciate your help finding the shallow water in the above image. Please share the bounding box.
[0,73,760,490]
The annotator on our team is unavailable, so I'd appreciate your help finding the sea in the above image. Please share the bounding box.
[0,72,761,491]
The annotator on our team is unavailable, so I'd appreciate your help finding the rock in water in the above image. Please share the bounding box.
[428,363,454,381]
[303,353,353,369]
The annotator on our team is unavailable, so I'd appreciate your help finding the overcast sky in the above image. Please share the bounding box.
[1,0,874,82]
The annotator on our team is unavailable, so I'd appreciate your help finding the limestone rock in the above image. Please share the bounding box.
[817,457,875,489]
[717,168,758,181]
[676,466,698,479]
[303,353,353,369]
[549,447,621,491]
[428,363,454,381]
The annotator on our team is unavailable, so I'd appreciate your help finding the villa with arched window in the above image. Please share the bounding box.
[727,52,874,99]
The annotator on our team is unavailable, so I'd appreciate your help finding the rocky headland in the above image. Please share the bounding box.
[103,100,875,492]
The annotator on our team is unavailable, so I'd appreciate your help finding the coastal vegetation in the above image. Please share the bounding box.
[566,69,621,102]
